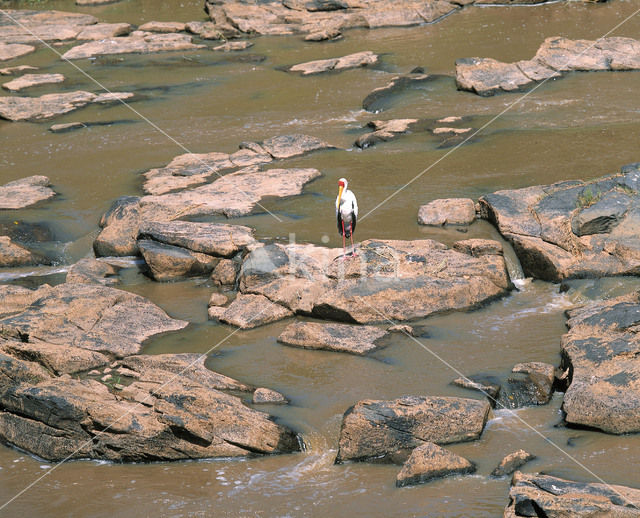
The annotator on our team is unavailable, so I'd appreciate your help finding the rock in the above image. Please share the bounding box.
[240,239,511,325]
[0,91,132,122]
[216,293,293,329]
[138,21,187,33]
[1,336,110,375]
[511,362,555,402]
[0,43,35,61]
[0,236,48,267]
[0,10,97,44]
[138,220,256,258]
[93,196,141,257]
[66,257,120,285]
[396,442,476,487]
[0,350,300,461]
[213,41,253,51]
[387,324,415,335]
[93,92,135,104]
[456,36,640,96]
[61,32,205,60]
[253,387,288,404]
[0,284,52,318]
[432,127,471,135]
[504,471,640,517]
[452,375,501,404]
[491,449,535,477]
[0,65,38,75]
[362,71,432,112]
[138,239,218,281]
[288,51,378,75]
[418,198,476,226]
[211,258,238,287]
[0,175,56,209]
[207,305,226,321]
[453,239,503,258]
[479,163,640,281]
[208,292,228,307]
[2,73,65,92]
[355,119,419,149]
[560,293,640,434]
[277,321,388,355]
[76,0,123,5]
[139,167,322,219]
[304,24,342,41]
[49,122,86,133]
[0,282,188,357]
[76,23,132,40]
[260,134,334,159]
[335,396,490,464]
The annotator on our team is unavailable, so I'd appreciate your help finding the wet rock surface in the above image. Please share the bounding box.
[0,175,56,209]
[362,69,432,112]
[456,36,640,96]
[288,51,378,75]
[396,442,476,487]
[66,258,120,285]
[491,449,535,477]
[335,396,490,463]
[239,238,511,326]
[277,321,388,355]
[0,282,188,357]
[479,163,640,281]
[560,293,640,434]
[0,236,49,267]
[2,73,65,92]
[504,471,640,517]
[0,91,133,121]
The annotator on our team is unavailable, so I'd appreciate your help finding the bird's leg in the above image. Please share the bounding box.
[341,220,347,259]
[349,223,356,257]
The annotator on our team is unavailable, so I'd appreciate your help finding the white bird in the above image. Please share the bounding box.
[336,177,358,258]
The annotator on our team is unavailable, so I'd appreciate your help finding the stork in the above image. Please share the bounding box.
[336,177,358,258]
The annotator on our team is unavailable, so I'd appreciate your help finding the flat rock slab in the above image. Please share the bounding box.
[335,396,490,464]
[138,220,256,258]
[0,90,133,121]
[0,175,56,209]
[0,346,300,462]
[214,293,293,329]
[2,73,65,92]
[288,51,378,75]
[76,23,132,41]
[240,238,511,325]
[62,32,205,59]
[277,321,388,355]
[138,21,187,33]
[0,42,35,61]
[479,162,640,281]
[0,236,48,267]
[560,293,640,434]
[140,166,322,219]
[396,442,475,487]
[0,65,38,75]
[0,9,97,44]
[456,36,640,96]
[505,471,640,517]
[0,282,188,357]
[418,198,476,226]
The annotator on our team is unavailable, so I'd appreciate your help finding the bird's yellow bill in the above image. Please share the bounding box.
[337,185,344,207]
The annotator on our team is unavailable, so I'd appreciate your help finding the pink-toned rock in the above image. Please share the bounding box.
[289,51,378,75]
[0,42,35,61]
[396,442,475,487]
[76,23,132,40]
[138,21,187,33]
[0,175,55,209]
[2,73,65,92]
[418,198,476,226]
[277,321,388,355]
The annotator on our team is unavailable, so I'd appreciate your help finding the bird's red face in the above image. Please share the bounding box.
[338,180,345,188]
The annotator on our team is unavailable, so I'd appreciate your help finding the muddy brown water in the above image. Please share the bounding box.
[2,0,640,516]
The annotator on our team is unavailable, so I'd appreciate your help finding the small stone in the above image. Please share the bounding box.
[387,324,415,336]
[208,292,228,307]
[50,122,86,133]
[210,259,238,286]
[491,449,535,477]
[252,388,288,405]
[213,41,253,51]
[101,374,112,382]
[432,127,471,135]
[88,370,101,376]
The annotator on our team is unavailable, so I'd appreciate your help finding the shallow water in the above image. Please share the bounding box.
[1,0,640,516]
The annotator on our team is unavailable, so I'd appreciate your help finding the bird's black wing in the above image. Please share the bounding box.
[337,211,344,235]
[351,213,356,236]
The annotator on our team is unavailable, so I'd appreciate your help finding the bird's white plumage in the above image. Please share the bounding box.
[336,178,358,223]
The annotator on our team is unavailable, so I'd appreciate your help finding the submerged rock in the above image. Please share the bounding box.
[418,198,476,226]
[239,238,511,326]
[2,73,65,92]
[0,282,188,357]
[456,36,640,96]
[560,293,640,434]
[0,175,56,209]
[277,321,388,355]
[335,396,490,464]
[396,442,476,487]
[504,471,640,517]
[62,32,205,60]
[288,51,378,75]
[362,70,432,112]
[480,163,640,281]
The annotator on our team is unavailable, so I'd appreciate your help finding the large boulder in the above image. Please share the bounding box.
[504,472,640,517]
[277,321,388,355]
[61,32,205,60]
[396,442,475,487]
[138,239,218,281]
[0,345,301,462]
[560,293,640,434]
[456,36,640,96]
[0,282,188,357]
[479,163,640,281]
[239,238,511,326]
[93,196,141,257]
[0,175,56,209]
[335,396,490,464]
